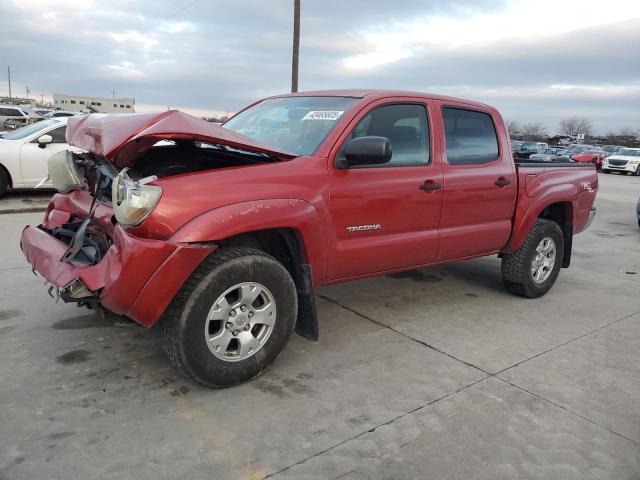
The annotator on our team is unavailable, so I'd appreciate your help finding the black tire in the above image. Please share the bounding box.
[0,166,9,198]
[501,218,564,298]
[635,166,640,176]
[160,247,297,388]
[602,169,611,174]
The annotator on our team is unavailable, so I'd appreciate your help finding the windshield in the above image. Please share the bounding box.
[618,149,640,157]
[223,96,359,156]
[2,119,61,140]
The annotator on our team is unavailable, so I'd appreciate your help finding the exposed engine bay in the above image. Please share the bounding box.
[44,140,278,266]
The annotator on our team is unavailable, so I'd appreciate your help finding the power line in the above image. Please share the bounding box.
[90,0,202,59]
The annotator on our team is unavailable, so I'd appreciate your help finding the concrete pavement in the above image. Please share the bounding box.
[0,172,639,479]
[0,190,51,215]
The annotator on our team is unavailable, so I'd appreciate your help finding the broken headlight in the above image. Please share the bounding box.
[111,168,162,226]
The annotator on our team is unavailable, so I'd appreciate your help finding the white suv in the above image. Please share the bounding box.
[0,105,34,130]
[602,148,640,175]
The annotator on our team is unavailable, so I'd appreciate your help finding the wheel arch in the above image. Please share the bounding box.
[0,162,13,188]
[537,201,573,268]
[170,199,326,340]
[220,227,319,341]
[502,195,576,268]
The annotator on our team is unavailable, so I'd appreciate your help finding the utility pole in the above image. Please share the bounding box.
[25,86,30,99]
[291,0,300,93]
[112,88,116,99]
[7,66,12,99]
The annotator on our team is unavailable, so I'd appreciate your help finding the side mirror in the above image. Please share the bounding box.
[37,134,53,148]
[341,136,392,168]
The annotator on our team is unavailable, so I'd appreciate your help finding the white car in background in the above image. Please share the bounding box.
[602,148,640,175]
[0,118,81,197]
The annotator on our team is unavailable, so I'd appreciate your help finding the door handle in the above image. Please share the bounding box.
[494,178,511,187]
[419,182,441,191]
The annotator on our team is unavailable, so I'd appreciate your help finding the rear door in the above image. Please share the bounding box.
[327,99,443,279]
[434,104,517,261]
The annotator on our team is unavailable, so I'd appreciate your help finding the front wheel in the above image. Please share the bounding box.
[602,169,611,174]
[501,218,564,298]
[160,247,297,388]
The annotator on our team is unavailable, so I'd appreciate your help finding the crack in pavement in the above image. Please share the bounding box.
[495,307,640,376]
[295,293,640,475]
[262,377,488,479]
[317,294,491,376]
[495,377,640,447]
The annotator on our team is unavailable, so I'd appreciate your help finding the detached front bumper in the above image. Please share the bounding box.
[21,206,214,327]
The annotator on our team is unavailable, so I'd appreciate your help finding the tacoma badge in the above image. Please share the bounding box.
[346,224,382,232]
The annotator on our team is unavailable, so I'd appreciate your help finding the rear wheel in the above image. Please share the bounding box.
[160,247,297,388]
[501,218,564,298]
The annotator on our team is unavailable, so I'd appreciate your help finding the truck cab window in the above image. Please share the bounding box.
[442,108,499,165]
[342,103,430,167]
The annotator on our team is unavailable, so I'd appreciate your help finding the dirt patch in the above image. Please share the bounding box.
[0,309,21,321]
[388,271,443,283]
[0,325,17,336]
[51,314,111,330]
[56,349,92,365]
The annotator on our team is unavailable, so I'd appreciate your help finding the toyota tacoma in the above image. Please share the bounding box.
[20,90,598,387]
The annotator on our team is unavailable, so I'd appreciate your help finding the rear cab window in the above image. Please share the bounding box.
[442,107,499,165]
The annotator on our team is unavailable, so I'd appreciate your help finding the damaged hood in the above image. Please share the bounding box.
[65,110,297,167]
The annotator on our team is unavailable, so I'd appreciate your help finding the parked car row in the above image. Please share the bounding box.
[0,104,43,131]
[511,140,609,169]
[0,104,81,133]
[510,140,549,158]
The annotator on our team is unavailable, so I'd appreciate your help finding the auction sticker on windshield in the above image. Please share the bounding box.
[302,111,344,121]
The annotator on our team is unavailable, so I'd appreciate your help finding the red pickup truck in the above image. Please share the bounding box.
[20,90,597,387]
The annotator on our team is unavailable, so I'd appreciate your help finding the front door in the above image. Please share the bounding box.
[20,125,68,186]
[328,101,443,280]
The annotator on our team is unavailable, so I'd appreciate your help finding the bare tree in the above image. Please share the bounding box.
[505,120,520,137]
[520,122,547,139]
[618,127,639,138]
[558,116,593,137]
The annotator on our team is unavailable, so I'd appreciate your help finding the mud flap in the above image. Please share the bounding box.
[295,264,319,341]
[562,224,572,268]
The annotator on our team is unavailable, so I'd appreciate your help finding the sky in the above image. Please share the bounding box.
[1,0,639,134]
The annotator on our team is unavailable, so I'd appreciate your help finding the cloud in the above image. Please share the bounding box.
[0,0,638,132]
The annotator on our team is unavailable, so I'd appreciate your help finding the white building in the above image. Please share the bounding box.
[53,94,135,113]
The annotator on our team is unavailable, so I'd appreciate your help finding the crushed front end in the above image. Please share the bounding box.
[20,151,214,327]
